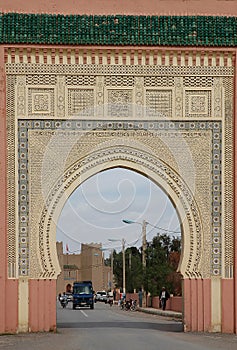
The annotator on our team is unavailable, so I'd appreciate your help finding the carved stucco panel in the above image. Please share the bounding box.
[5,57,232,279]
[27,127,212,279]
[16,75,26,117]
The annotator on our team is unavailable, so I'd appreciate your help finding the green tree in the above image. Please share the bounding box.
[109,234,181,296]
[126,247,143,293]
[112,247,143,292]
[144,234,181,296]
[112,250,123,290]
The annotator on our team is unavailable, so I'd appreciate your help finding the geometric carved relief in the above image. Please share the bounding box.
[5,55,233,281]
[213,78,223,119]
[56,76,66,118]
[134,76,144,118]
[146,89,172,118]
[16,76,26,117]
[96,76,104,118]
[104,75,134,87]
[107,89,133,118]
[223,76,234,278]
[17,119,219,280]
[68,88,95,117]
[7,75,17,278]
[37,143,204,279]
[28,88,54,116]
[174,77,183,118]
[185,90,211,118]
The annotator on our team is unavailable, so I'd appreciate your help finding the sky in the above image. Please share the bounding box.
[56,167,181,257]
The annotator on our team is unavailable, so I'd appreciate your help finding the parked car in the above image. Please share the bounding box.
[95,291,108,303]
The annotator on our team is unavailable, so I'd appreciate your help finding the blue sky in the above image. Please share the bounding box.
[56,168,181,256]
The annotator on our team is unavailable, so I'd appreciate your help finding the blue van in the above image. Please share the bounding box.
[72,281,94,309]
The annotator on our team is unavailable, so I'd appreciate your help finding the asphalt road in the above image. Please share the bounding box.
[0,301,237,350]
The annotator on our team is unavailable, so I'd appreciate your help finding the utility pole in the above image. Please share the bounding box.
[111,248,114,289]
[142,220,147,307]
[122,238,126,294]
[142,220,147,267]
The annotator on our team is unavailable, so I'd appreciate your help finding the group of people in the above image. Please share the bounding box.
[118,286,170,311]
[58,286,170,311]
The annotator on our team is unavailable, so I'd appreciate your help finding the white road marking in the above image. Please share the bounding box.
[80,309,88,317]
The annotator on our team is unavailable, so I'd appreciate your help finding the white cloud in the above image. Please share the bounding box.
[56,168,180,254]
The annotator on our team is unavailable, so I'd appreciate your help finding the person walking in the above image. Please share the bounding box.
[159,286,170,311]
[138,289,143,307]
[113,288,116,301]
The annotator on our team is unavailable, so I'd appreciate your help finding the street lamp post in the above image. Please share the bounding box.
[110,248,114,290]
[142,220,147,268]
[122,238,125,294]
[122,219,147,306]
[108,238,126,294]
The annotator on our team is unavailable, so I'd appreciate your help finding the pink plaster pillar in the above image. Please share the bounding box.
[29,279,57,332]
[201,279,211,332]
[183,278,192,332]
[221,279,235,333]
[183,278,211,332]
[5,279,18,333]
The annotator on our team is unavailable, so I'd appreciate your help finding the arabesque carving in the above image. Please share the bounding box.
[5,47,233,280]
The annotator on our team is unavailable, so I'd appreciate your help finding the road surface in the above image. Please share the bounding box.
[0,301,236,350]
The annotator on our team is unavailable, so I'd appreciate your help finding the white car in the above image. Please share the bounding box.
[95,291,108,303]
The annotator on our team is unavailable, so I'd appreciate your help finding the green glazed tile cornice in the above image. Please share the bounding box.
[0,13,236,46]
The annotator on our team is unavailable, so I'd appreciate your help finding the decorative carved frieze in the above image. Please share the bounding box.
[5,50,233,280]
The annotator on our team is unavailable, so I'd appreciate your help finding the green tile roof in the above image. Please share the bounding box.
[0,13,237,46]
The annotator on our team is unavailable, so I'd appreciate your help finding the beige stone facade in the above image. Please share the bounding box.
[56,242,111,295]
[4,47,235,333]
[0,0,237,335]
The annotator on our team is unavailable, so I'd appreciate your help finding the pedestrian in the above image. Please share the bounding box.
[159,286,170,311]
[138,288,143,307]
[113,288,116,301]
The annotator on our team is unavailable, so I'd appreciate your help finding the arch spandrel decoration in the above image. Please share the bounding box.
[37,146,204,279]
[5,48,233,282]
[24,122,214,280]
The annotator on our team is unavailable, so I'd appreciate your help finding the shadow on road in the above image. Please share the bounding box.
[57,321,183,332]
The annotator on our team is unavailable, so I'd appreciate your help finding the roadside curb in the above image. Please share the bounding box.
[137,307,182,320]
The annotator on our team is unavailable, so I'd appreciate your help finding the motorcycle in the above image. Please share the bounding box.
[59,295,68,308]
[125,299,132,311]
[130,299,137,311]
[120,298,125,310]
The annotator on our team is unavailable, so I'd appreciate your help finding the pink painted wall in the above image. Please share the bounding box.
[5,279,18,333]
[152,296,182,312]
[29,279,57,332]
[221,279,235,333]
[1,0,237,16]
[126,292,182,312]
[183,279,212,332]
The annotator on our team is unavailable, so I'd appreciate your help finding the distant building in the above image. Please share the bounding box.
[56,242,111,295]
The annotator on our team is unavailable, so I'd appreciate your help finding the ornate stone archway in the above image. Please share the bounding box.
[38,145,203,280]
[2,46,233,333]
[0,6,236,335]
